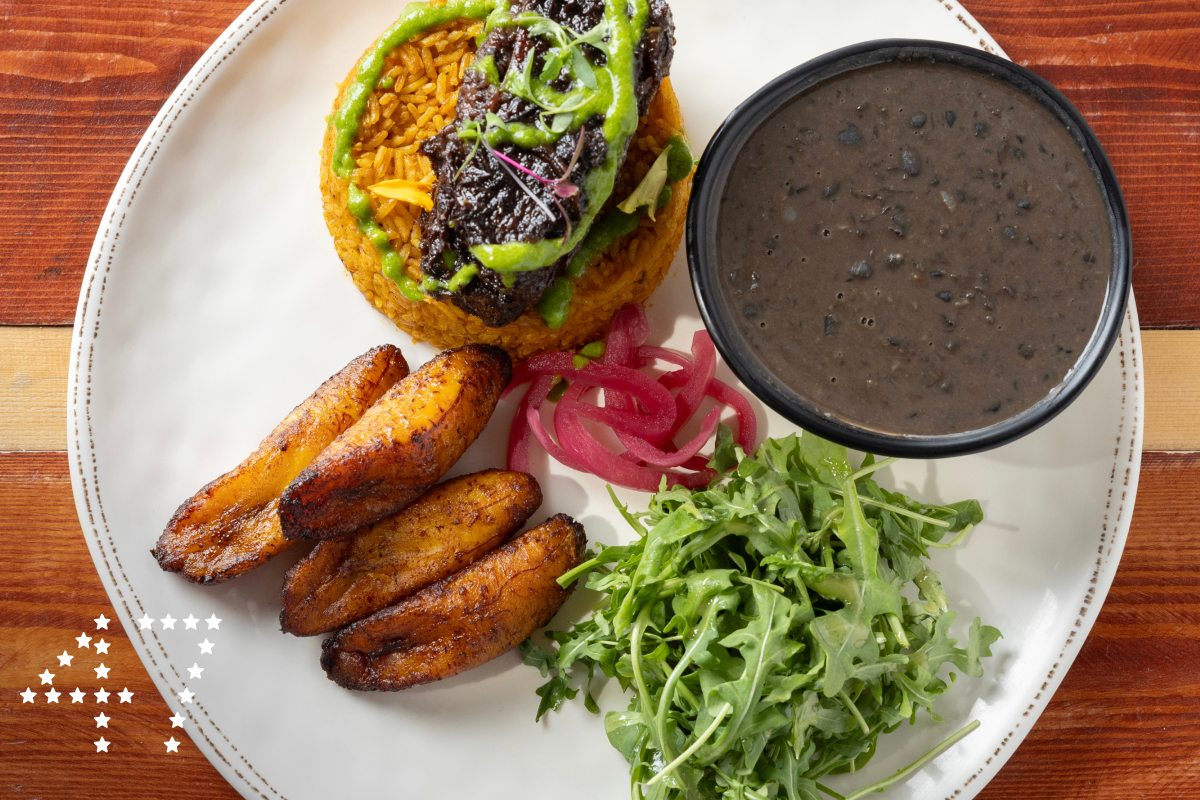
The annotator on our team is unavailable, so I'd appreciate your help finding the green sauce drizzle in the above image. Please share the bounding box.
[469,0,647,274]
[331,0,500,179]
[332,0,673,329]
[332,0,500,306]
[534,275,574,328]
[348,183,424,302]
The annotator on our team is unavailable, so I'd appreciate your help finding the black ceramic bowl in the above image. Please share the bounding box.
[687,39,1131,458]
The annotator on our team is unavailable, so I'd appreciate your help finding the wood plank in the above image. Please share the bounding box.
[1142,330,1200,452]
[2,326,1194,453]
[0,327,70,452]
[0,452,241,799]
[0,0,1198,328]
[978,451,1200,798]
[965,0,1200,329]
[0,1,248,325]
[2,450,1198,798]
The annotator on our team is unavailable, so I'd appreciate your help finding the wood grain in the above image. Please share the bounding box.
[0,453,240,800]
[2,450,1198,798]
[1142,330,1200,452]
[0,327,70,452]
[5,327,1196,453]
[0,0,1197,327]
[977,451,1200,798]
[2,0,1200,797]
[966,0,1200,329]
[0,1,248,325]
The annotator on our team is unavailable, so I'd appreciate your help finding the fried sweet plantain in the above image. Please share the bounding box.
[321,513,586,691]
[278,344,512,541]
[155,345,409,584]
[279,469,542,636]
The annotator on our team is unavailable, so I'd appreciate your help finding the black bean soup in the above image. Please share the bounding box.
[717,61,1112,435]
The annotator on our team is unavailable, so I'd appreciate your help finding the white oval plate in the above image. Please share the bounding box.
[69,1,1142,798]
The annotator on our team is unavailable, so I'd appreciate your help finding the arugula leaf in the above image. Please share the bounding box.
[522,430,999,800]
[534,672,577,721]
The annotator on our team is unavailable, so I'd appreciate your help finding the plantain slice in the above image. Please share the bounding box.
[278,344,512,541]
[155,345,409,584]
[321,513,586,691]
[279,469,542,636]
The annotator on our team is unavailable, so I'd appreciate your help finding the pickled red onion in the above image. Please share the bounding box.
[504,304,758,491]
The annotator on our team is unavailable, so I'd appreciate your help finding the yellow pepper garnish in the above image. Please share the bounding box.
[367,178,434,211]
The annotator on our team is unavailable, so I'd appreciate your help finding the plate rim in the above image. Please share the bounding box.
[65,1,1145,797]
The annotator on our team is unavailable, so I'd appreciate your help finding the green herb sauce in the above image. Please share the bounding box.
[468,0,648,274]
[332,0,500,306]
[332,0,680,329]
[331,0,500,180]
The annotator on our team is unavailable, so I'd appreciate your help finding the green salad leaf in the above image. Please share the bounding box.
[525,428,1000,799]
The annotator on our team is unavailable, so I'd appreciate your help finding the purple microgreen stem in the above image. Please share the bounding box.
[551,126,587,198]
[553,195,571,242]
[482,138,555,221]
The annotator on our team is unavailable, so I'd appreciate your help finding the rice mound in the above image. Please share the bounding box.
[320,18,691,360]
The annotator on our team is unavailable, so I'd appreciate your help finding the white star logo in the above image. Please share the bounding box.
[178,688,195,704]
[94,688,110,703]
[205,614,222,630]
[160,614,177,630]
[187,663,204,680]
[76,632,92,649]
[94,737,110,753]
[70,688,86,703]
[165,737,180,753]
[38,669,54,685]
[57,651,74,667]
[94,615,109,630]
[94,639,110,655]
[45,688,61,703]
[137,614,153,630]
[20,688,35,703]
[95,712,110,728]
[169,713,186,728]
[183,614,199,630]
[118,688,134,703]
[94,664,110,680]
[198,639,215,654]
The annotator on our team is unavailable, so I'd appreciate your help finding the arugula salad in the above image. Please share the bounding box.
[523,428,1001,800]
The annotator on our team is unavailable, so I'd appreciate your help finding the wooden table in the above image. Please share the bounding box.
[1,1,1197,797]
